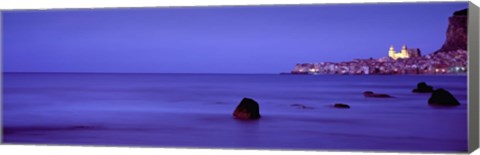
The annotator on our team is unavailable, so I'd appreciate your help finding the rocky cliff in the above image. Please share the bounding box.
[437,8,468,53]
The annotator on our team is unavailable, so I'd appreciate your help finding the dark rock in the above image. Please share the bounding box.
[453,8,468,16]
[436,8,468,53]
[428,88,460,106]
[333,103,350,109]
[412,82,434,93]
[233,98,261,119]
[363,91,393,98]
[290,103,314,109]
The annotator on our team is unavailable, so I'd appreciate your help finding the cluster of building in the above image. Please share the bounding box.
[291,45,467,75]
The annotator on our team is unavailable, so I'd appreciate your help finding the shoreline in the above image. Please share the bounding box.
[284,73,468,76]
[2,71,468,76]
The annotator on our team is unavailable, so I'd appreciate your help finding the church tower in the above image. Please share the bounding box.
[400,45,409,58]
[388,45,396,59]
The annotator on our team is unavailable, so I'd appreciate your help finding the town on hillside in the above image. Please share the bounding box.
[291,45,467,75]
[290,8,468,75]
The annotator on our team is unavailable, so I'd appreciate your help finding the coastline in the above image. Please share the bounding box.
[2,71,468,76]
[285,73,468,76]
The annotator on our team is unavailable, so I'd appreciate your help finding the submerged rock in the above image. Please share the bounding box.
[233,98,261,120]
[333,103,350,109]
[412,82,434,93]
[428,89,460,106]
[363,91,393,98]
[290,103,314,109]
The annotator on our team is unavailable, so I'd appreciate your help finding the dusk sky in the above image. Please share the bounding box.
[2,2,468,73]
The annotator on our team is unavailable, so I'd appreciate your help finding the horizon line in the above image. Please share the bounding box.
[1,71,285,75]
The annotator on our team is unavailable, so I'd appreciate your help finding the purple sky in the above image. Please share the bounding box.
[2,2,468,73]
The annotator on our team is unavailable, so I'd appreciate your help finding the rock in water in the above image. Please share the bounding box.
[428,89,460,106]
[333,103,350,109]
[412,82,434,93]
[363,91,393,98]
[233,98,261,119]
[290,103,314,109]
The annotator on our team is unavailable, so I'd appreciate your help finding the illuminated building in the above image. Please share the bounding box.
[388,45,410,60]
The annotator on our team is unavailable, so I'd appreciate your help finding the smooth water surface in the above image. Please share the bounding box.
[2,73,468,152]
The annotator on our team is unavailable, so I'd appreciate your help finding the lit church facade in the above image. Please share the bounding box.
[388,45,410,60]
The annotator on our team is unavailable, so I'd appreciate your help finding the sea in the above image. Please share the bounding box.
[1,73,468,152]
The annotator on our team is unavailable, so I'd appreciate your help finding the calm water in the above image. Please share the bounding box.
[2,73,468,152]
